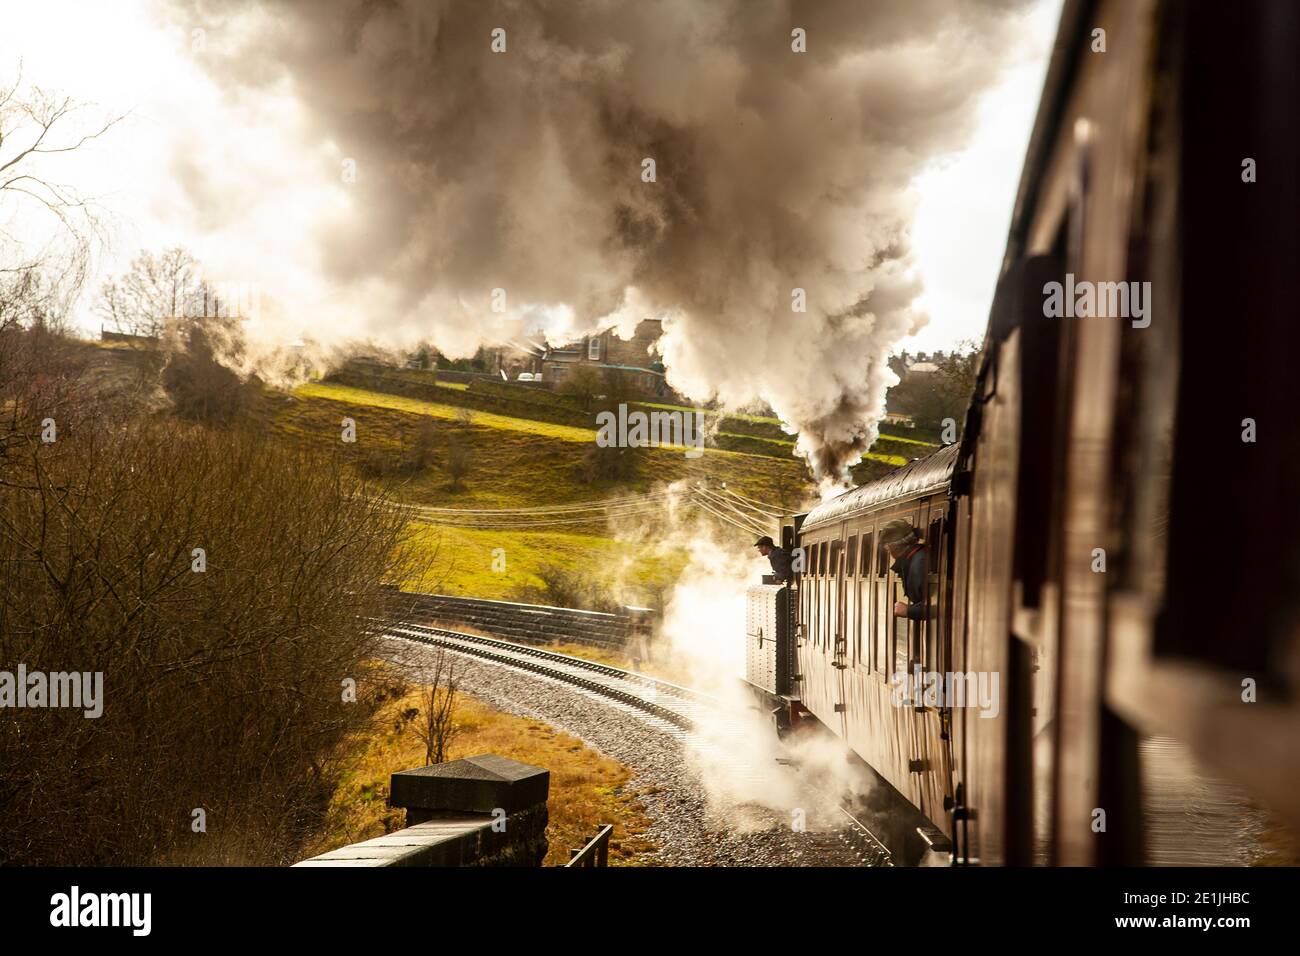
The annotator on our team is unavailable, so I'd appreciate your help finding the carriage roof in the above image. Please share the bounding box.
[801,443,959,533]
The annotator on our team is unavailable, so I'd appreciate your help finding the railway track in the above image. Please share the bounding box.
[837,805,895,867]
[377,619,712,729]
[378,617,895,866]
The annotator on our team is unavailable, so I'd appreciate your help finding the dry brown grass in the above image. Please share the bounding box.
[306,684,657,866]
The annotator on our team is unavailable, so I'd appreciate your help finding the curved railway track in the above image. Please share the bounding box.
[378,619,711,729]
[378,617,894,866]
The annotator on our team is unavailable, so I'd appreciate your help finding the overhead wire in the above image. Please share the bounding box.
[379,483,787,537]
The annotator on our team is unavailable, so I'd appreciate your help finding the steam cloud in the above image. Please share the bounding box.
[167,0,1031,484]
[604,483,872,824]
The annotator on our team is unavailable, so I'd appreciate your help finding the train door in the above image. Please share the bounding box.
[857,531,874,670]
[821,537,831,651]
[829,533,844,664]
[843,533,859,669]
[924,507,945,673]
[874,530,891,676]
[811,538,821,650]
[904,503,929,676]
[891,512,918,679]
[833,530,849,734]
[805,537,817,648]
[811,539,822,648]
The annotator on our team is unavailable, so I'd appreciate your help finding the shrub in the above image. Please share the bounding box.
[444,434,471,491]
[516,562,619,613]
[577,441,639,483]
[161,320,260,426]
[0,342,419,864]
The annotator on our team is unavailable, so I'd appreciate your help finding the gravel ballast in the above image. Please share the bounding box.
[380,636,877,867]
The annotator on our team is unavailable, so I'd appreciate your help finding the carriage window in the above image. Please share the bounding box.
[818,541,828,576]
[860,533,874,576]
[876,535,889,578]
[845,536,858,577]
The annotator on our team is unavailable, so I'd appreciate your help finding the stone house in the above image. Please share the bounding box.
[484,318,669,396]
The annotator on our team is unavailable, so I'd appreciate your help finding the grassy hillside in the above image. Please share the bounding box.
[270,376,914,607]
[70,345,914,607]
[271,382,803,605]
[281,381,813,509]
[403,523,687,604]
[322,366,929,467]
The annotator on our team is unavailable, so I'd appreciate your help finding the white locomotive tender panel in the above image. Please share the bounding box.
[745,584,785,695]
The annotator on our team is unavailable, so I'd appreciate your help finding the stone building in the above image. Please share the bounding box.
[483,318,669,396]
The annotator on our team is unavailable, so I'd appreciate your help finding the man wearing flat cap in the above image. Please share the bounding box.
[880,518,929,620]
[754,535,793,583]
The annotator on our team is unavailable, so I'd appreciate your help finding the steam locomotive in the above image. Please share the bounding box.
[744,0,1300,865]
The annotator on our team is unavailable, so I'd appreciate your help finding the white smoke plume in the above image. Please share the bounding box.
[165,0,1032,483]
[610,489,871,827]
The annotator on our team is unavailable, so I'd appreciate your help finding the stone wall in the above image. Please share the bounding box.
[294,754,550,868]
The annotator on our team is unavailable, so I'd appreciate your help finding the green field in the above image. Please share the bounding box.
[276,382,813,604]
[284,382,811,506]
[403,523,686,604]
[277,377,929,608]
[297,381,597,443]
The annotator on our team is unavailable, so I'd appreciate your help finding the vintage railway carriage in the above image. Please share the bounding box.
[793,447,961,837]
[746,0,1300,866]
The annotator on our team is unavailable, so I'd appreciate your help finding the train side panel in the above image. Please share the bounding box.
[796,494,956,837]
[952,329,1023,867]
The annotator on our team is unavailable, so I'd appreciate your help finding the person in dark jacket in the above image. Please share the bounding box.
[880,518,929,620]
[754,535,793,582]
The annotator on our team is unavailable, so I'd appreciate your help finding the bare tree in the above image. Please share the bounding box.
[0,266,60,334]
[0,68,121,332]
[412,650,459,766]
[0,69,119,239]
[96,247,209,340]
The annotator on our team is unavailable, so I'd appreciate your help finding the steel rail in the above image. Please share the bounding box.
[836,805,896,867]
[377,619,710,728]
[378,617,894,866]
